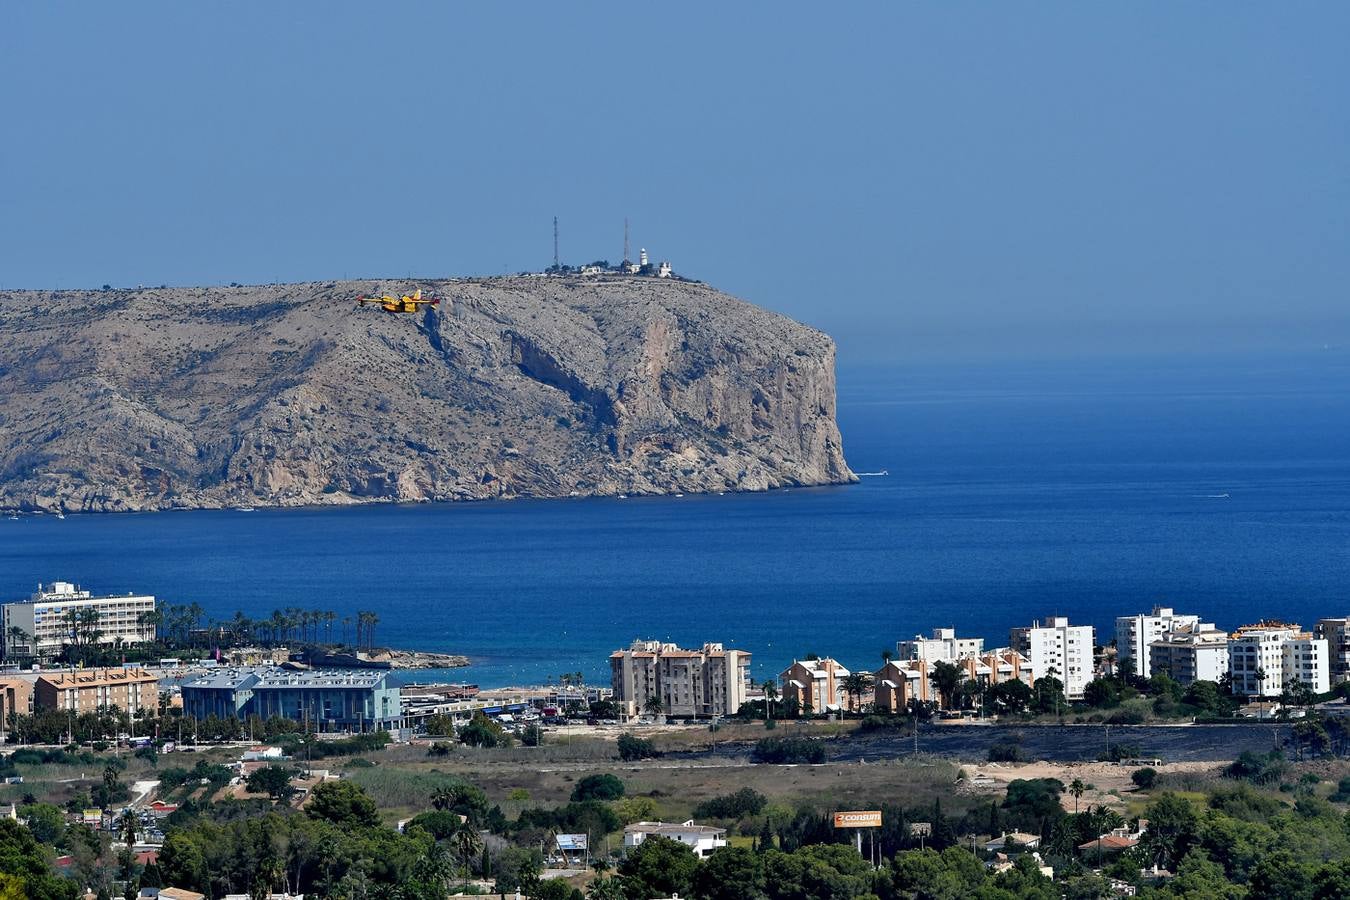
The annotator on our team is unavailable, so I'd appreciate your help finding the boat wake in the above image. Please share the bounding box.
[856,470,889,477]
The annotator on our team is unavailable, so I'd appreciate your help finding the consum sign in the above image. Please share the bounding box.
[832,810,882,829]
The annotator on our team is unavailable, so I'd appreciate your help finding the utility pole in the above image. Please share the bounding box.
[553,216,559,270]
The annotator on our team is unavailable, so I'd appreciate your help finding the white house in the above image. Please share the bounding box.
[1116,607,1200,679]
[624,821,727,858]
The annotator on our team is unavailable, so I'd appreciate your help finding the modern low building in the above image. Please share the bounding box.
[896,628,984,663]
[623,821,727,858]
[1228,622,1329,697]
[1314,618,1350,686]
[34,668,159,714]
[3,581,156,661]
[180,667,403,732]
[1010,617,1095,699]
[780,658,852,713]
[1115,607,1201,679]
[609,640,751,719]
[1148,622,1229,686]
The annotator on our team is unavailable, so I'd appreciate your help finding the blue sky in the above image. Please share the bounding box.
[2,3,1347,362]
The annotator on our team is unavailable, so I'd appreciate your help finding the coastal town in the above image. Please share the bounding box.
[4,582,1348,737]
[4,579,1350,899]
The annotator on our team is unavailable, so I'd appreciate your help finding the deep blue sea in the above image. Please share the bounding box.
[3,353,1348,688]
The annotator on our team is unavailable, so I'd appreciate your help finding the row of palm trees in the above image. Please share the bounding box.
[134,604,382,652]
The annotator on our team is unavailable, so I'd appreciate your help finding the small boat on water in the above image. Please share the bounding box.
[237,506,256,512]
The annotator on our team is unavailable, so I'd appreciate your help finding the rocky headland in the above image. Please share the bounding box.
[0,276,854,512]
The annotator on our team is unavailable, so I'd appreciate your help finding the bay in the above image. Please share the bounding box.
[2,352,1348,688]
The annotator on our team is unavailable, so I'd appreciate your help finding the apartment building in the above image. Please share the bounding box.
[1148,622,1229,686]
[3,582,156,660]
[896,628,984,663]
[1010,617,1095,699]
[180,667,403,732]
[34,668,158,714]
[1228,622,1329,697]
[609,640,751,719]
[780,658,852,712]
[1314,618,1350,686]
[1115,607,1201,679]
[0,677,35,728]
[873,648,1032,714]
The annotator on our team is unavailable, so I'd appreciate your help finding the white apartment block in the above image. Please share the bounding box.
[1148,622,1229,686]
[897,627,984,663]
[1116,607,1201,679]
[1228,622,1329,697]
[1314,618,1350,686]
[3,582,156,660]
[1010,616,1095,699]
[609,639,751,719]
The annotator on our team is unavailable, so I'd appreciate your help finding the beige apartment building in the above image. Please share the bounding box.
[780,658,853,712]
[873,648,1033,713]
[34,668,159,714]
[3,581,156,660]
[610,640,751,719]
[0,677,34,726]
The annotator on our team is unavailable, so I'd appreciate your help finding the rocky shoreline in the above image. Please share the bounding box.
[377,648,471,670]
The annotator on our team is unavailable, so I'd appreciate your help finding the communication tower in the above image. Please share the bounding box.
[623,217,630,264]
[553,216,559,269]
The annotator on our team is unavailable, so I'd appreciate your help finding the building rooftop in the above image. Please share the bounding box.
[36,668,157,688]
[625,820,726,836]
[182,667,392,690]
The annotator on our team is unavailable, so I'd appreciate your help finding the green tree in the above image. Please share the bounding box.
[930,662,965,710]
[617,733,657,761]
[452,826,485,887]
[1140,793,1199,870]
[590,875,627,900]
[459,712,510,748]
[693,847,766,900]
[245,764,296,801]
[619,836,699,900]
[571,774,625,802]
[157,832,207,893]
[306,780,380,828]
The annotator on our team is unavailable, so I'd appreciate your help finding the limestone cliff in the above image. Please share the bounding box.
[0,276,854,512]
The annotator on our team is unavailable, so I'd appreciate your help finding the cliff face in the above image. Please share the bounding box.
[0,277,854,512]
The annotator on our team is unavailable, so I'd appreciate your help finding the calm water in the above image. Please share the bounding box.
[2,353,1348,688]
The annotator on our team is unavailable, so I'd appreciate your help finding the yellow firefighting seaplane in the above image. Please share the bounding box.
[355,288,441,313]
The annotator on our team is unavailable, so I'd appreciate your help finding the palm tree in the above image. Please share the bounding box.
[589,876,626,900]
[841,672,874,713]
[643,695,665,718]
[342,616,353,646]
[365,612,379,652]
[1070,778,1085,815]
[762,679,779,722]
[451,826,484,888]
[6,626,30,657]
[431,787,455,811]
[881,649,894,664]
[119,808,137,846]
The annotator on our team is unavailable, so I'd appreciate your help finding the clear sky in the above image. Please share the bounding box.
[3,3,1346,363]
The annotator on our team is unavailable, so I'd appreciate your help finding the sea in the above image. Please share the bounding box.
[2,352,1348,689]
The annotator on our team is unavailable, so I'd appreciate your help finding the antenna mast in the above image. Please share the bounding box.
[553,216,560,270]
[623,217,630,263]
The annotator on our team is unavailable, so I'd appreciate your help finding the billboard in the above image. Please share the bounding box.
[832,810,882,829]
[556,833,589,851]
